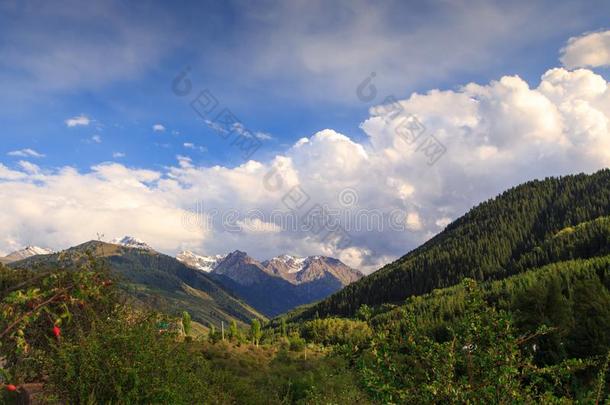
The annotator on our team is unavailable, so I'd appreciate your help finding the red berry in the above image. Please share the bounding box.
[6,384,17,392]
[53,325,61,338]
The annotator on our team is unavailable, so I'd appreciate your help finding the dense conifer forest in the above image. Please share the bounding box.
[293,169,610,319]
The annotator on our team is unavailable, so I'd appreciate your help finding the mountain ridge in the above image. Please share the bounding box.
[196,250,363,317]
[177,249,363,285]
[9,240,264,329]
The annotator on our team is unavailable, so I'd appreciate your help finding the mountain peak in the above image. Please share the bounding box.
[176,250,226,273]
[226,250,249,258]
[2,245,54,263]
[264,254,307,274]
[110,236,154,251]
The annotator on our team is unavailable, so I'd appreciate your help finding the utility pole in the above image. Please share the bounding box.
[221,321,225,341]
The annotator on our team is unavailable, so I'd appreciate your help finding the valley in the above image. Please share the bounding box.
[2,170,610,403]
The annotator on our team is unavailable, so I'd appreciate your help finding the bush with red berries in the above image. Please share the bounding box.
[0,253,118,390]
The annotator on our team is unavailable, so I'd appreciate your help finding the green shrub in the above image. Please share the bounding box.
[357,279,604,403]
[301,317,372,347]
[288,333,306,352]
[0,257,117,384]
[46,311,226,403]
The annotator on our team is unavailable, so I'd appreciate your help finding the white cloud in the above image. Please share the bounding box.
[65,114,90,127]
[153,124,166,132]
[8,149,45,158]
[91,135,102,144]
[237,218,282,234]
[0,59,609,273]
[0,164,27,180]
[255,132,273,141]
[18,161,40,175]
[183,142,207,152]
[112,152,126,159]
[405,212,423,231]
[435,217,452,229]
[560,30,610,69]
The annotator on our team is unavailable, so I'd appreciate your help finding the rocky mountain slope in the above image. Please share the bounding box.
[179,250,363,317]
[176,251,226,273]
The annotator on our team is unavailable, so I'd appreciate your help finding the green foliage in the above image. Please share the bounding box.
[250,319,262,347]
[228,319,239,342]
[356,304,373,322]
[368,255,610,364]
[46,311,225,404]
[280,316,287,337]
[196,342,372,404]
[181,311,192,337]
[288,333,306,352]
[570,278,610,358]
[301,318,372,347]
[208,323,221,343]
[0,255,117,384]
[357,280,600,403]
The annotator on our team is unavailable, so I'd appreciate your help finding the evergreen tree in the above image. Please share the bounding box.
[570,278,610,357]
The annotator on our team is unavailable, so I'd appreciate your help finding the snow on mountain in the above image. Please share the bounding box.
[110,236,154,251]
[2,246,54,262]
[266,254,307,274]
[176,251,226,273]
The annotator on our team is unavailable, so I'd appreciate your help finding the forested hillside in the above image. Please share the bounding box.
[294,169,610,318]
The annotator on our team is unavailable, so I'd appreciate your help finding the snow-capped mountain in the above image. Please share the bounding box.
[263,254,307,274]
[176,251,226,273]
[1,246,54,263]
[110,236,154,251]
[203,250,364,316]
[263,254,363,285]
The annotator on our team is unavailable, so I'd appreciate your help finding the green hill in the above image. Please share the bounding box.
[288,169,610,320]
[10,241,265,329]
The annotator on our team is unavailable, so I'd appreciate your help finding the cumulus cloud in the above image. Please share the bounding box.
[561,30,610,69]
[153,124,166,132]
[0,64,609,273]
[7,149,45,158]
[65,114,90,127]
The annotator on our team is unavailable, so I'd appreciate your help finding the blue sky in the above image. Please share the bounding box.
[1,0,608,170]
[1,0,609,271]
